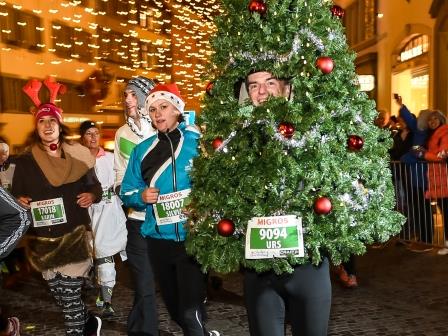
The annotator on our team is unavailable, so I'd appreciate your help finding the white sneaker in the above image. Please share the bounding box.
[209,331,220,336]
[437,248,448,255]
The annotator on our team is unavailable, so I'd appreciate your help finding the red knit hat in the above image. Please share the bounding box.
[22,77,66,124]
[145,83,185,113]
[35,103,62,122]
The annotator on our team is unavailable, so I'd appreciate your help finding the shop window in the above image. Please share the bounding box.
[51,22,93,63]
[0,5,43,51]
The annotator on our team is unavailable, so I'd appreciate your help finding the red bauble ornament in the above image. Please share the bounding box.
[278,122,295,139]
[314,197,332,215]
[316,56,334,74]
[212,137,224,150]
[248,0,267,16]
[49,143,58,151]
[217,218,235,237]
[206,81,214,96]
[330,5,345,19]
[257,2,267,15]
[347,135,364,151]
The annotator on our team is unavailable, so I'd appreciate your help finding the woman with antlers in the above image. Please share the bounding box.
[11,77,103,336]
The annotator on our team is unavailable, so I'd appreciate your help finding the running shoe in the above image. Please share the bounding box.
[102,302,115,317]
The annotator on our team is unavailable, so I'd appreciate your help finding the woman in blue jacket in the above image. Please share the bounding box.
[120,83,219,336]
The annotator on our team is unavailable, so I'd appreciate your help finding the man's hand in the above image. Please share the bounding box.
[77,192,95,208]
[141,187,160,204]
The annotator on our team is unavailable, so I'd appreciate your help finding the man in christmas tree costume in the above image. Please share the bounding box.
[244,70,332,335]
[186,1,404,335]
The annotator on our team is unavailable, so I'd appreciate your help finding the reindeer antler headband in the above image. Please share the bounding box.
[22,77,67,123]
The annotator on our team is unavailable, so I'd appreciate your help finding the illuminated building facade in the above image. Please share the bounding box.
[0,0,219,150]
[337,0,447,118]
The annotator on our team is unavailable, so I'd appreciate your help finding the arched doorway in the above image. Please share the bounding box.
[391,34,430,116]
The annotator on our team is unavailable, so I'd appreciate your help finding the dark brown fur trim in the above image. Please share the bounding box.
[26,225,91,272]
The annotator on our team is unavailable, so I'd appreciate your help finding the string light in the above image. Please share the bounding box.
[1,0,223,108]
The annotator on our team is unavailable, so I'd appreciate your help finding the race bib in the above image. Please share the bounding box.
[245,215,304,259]
[153,189,190,226]
[30,197,67,228]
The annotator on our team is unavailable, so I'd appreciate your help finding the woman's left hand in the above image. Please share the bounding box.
[76,192,95,208]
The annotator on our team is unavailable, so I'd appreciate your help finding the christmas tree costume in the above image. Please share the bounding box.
[186,1,405,335]
[188,0,404,275]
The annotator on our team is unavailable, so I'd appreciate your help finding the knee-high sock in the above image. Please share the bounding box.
[59,275,85,336]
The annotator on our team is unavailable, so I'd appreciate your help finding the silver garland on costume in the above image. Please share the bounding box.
[216,118,336,152]
[338,180,371,216]
[229,28,325,66]
[215,119,261,152]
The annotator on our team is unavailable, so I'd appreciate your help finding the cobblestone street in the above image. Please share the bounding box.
[1,241,448,335]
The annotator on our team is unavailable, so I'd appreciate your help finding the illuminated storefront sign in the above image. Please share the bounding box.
[399,35,429,62]
[401,45,424,62]
[357,75,375,92]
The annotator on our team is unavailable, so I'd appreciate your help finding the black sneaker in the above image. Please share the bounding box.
[84,314,102,336]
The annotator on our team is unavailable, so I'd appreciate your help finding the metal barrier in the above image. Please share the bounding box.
[391,161,448,247]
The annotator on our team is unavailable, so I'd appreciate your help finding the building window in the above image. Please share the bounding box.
[97,29,171,74]
[0,4,43,51]
[344,0,377,47]
[98,29,135,66]
[140,40,172,73]
[73,0,89,7]
[51,22,93,62]
[138,1,171,35]
[0,76,29,112]
[95,0,171,35]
